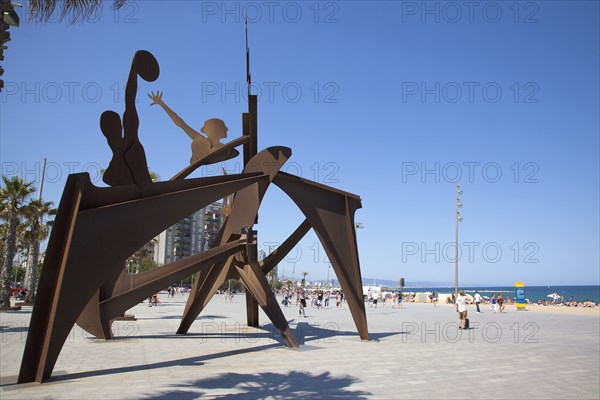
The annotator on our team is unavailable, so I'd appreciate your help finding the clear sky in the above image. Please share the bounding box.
[1,1,598,286]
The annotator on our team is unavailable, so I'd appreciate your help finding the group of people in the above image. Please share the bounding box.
[277,288,346,317]
[456,290,508,329]
[454,290,503,329]
[536,296,596,308]
[478,291,506,313]
[166,286,186,297]
[561,299,597,308]
[222,289,236,302]
[365,291,405,308]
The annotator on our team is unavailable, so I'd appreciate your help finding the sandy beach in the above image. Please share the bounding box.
[409,300,600,316]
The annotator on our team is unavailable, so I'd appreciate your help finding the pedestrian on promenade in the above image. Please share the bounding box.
[299,290,307,317]
[456,291,468,329]
[397,291,403,309]
[498,292,505,313]
[474,290,482,313]
[490,293,497,313]
[283,291,289,307]
[336,292,342,309]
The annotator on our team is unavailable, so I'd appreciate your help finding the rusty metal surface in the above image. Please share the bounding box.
[177,147,291,334]
[77,238,247,340]
[18,47,367,384]
[18,172,265,383]
[273,172,368,341]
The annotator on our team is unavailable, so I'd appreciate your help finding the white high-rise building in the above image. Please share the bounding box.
[154,202,224,266]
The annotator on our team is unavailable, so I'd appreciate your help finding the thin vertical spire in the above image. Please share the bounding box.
[245,16,251,96]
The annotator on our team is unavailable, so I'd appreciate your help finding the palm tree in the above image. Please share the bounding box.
[128,237,157,274]
[29,0,127,24]
[0,176,35,308]
[301,271,308,287]
[22,199,57,303]
[1,221,28,279]
[149,171,160,182]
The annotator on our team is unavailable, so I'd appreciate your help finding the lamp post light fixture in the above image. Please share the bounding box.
[455,183,463,297]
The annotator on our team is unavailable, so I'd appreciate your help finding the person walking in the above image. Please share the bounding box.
[299,290,307,317]
[456,291,468,329]
[474,290,482,313]
[497,292,505,313]
[490,293,497,313]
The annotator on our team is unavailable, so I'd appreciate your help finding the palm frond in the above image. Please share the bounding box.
[28,0,127,24]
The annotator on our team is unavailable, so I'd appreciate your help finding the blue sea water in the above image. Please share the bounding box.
[394,285,600,304]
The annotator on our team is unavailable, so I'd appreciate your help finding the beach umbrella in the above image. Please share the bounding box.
[482,296,490,299]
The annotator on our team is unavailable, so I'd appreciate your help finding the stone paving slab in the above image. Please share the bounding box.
[1,293,599,399]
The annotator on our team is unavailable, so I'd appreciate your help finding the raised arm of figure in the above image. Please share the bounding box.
[148,91,205,141]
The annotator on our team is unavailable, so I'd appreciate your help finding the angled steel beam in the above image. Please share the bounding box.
[260,219,312,274]
[18,172,265,383]
[177,147,291,334]
[273,172,368,341]
[236,261,298,348]
[170,136,249,181]
[77,238,247,339]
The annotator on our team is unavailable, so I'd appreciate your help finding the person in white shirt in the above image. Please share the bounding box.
[474,290,483,313]
[455,291,468,329]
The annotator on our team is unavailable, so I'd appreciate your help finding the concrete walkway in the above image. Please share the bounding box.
[1,293,599,399]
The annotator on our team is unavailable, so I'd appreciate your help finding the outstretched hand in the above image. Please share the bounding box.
[148,91,163,106]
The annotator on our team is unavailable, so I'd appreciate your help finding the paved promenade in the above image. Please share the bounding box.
[1,293,599,399]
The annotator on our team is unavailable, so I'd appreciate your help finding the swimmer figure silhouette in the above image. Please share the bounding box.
[148,91,239,164]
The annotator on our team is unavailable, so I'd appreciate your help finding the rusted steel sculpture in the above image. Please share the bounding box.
[18,43,367,384]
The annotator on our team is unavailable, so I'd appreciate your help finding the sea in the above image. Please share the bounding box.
[385,285,600,304]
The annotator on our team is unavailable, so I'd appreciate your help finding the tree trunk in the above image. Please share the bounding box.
[25,235,40,303]
[23,246,32,290]
[1,212,18,308]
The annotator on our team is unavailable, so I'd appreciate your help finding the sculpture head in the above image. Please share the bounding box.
[201,118,228,141]
[133,50,160,82]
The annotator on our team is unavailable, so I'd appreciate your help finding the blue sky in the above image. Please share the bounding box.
[1,1,598,286]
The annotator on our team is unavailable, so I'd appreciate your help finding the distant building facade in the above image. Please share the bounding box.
[154,202,224,266]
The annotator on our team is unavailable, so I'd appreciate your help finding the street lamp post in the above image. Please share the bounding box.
[455,183,463,297]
